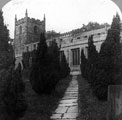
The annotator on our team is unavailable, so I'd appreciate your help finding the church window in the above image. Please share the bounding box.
[34,26,38,34]
[33,44,36,50]
[19,26,22,34]
[26,46,29,52]
[60,51,64,61]
[84,47,88,58]
[49,41,52,46]
[77,37,80,39]
[37,43,40,48]
[72,48,80,65]
[98,33,101,35]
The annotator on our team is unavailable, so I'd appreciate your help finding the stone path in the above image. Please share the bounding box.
[50,75,79,120]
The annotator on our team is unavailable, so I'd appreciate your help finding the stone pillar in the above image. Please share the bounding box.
[107,85,122,120]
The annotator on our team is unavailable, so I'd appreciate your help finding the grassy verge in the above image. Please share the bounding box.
[78,75,108,120]
[20,75,72,120]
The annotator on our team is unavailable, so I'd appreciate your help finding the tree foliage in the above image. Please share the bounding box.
[30,33,62,95]
[3,63,27,120]
[71,22,110,35]
[46,30,60,39]
[60,52,70,78]
[81,13,122,101]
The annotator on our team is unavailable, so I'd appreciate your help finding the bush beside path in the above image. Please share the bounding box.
[20,76,72,120]
[78,75,108,120]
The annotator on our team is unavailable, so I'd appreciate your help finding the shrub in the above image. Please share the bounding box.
[3,63,27,120]
[60,52,70,78]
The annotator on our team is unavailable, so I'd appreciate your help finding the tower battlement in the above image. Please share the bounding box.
[16,18,26,25]
[28,17,44,25]
[14,9,46,59]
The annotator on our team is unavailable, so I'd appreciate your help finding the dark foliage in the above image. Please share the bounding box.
[93,13,122,100]
[22,52,30,69]
[3,63,27,120]
[30,33,48,94]
[48,40,61,83]
[80,49,87,78]
[71,22,110,35]
[88,35,98,64]
[60,52,70,78]
[22,49,37,69]
[30,33,61,95]
[80,35,98,84]
[0,10,13,70]
[0,11,11,52]
[80,13,122,101]
[46,30,60,39]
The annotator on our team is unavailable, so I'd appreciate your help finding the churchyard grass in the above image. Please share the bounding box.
[78,75,108,120]
[20,74,72,120]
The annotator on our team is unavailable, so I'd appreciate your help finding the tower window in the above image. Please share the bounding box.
[26,46,29,52]
[33,44,36,50]
[34,26,38,34]
[60,51,64,61]
[77,37,80,39]
[19,26,22,34]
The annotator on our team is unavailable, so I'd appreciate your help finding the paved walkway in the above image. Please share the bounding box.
[50,75,79,120]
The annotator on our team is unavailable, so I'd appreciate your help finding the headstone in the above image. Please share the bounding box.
[107,85,122,120]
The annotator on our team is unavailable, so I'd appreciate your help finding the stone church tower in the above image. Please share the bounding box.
[14,9,46,63]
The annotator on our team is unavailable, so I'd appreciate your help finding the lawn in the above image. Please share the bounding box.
[78,75,108,120]
[20,74,72,120]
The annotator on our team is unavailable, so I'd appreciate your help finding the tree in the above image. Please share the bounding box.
[0,10,10,52]
[22,51,30,69]
[46,30,60,39]
[3,63,27,120]
[60,52,70,78]
[88,35,98,64]
[30,32,49,94]
[48,40,61,77]
[0,10,13,70]
[93,13,121,100]
[87,35,98,84]
[80,49,87,78]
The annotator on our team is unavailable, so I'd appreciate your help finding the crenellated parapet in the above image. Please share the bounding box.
[27,17,45,25]
[14,9,46,59]
[15,18,26,25]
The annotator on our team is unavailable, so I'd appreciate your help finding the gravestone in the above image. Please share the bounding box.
[107,85,122,120]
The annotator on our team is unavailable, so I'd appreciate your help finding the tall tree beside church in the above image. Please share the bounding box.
[46,40,61,91]
[0,10,13,70]
[87,35,98,84]
[88,35,98,65]
[80,49,86,78]
[30,33,48,94]
[60,52,70,79]
[0,11,10,51]
[93,13,122,100]
[3,63,27,120]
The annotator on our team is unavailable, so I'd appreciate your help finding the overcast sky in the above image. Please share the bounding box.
[2,0,122,39]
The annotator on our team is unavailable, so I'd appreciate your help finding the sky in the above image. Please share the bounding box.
[2,0,122,39]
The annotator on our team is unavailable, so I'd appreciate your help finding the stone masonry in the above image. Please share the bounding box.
[50,75,79,120]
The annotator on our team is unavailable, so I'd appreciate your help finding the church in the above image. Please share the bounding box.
[14,10,114,73]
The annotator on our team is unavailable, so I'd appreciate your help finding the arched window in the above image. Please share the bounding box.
[34,26,38,34]
[19,26,22,34]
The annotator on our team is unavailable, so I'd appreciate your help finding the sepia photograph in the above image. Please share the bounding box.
[0,0,122,119]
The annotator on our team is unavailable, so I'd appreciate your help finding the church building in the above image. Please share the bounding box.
[14,10,116,73]
[14,10,45,63]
